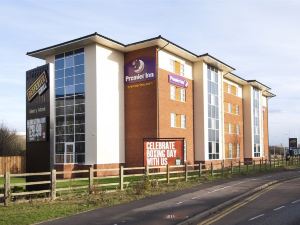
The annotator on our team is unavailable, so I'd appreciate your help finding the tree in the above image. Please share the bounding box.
[0,123,25,156]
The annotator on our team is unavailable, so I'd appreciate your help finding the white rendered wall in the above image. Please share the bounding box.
[158,50,193,79]
[96,44,125,164]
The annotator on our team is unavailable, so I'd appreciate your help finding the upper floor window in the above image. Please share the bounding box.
[236,105,239,115]
[170,59,184,76]
[170,85,186,102]
[229,143,233,159]
[170,113,186,128]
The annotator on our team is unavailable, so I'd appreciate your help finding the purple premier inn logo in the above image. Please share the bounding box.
[168,74,188,88]
[125,57,155,84]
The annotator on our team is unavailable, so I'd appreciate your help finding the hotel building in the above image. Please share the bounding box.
[25,33,275,174]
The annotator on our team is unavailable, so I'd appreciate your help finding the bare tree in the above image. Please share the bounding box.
[0,123,25,156]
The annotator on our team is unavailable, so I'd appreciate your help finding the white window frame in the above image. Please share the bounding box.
[65,142,75,164]
[236,124,240,135]
[170,85,176,100]
[236,105,239,115]
[228,123,232,134]
[170,113,176,128]
[180,88,186,102]
[181,114,186,128]
[237,143,240,158]
[228,103,232,113]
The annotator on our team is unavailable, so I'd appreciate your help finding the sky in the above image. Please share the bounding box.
[0,0,299,146]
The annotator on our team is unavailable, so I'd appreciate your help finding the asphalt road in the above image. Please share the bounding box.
[39,170,300,225]
[206,176,300,225]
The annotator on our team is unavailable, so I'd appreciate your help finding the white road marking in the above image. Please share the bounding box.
[292,199,300,204]
[249,214,265,221]
[176,201,183,205]
[251,178,257,180]
[192,196,201,200]
[273,206,285,211]
[208,185,231,193]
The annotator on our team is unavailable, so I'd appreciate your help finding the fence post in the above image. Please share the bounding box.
[4,171,10,206]
[259,159,262,171]
[246,163,249,173]
[145,165,149,176]
[221,161,224,177]
[185,163,188,182]
[119,165,124,191]
[269,159,271,169]
[51,169,56,200]
[210,162,213,177]
[230,161,233,174]
[253,160,256,171]
[88,166,94,194]
[238,160,241,173]
[166,164,170,184]
[264,159,267,170]
[199,163,202,178]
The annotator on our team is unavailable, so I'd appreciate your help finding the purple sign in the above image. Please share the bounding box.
[168,74,188,88]
[125,57,156,84]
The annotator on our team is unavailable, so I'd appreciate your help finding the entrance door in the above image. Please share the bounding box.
[65,142,75,163]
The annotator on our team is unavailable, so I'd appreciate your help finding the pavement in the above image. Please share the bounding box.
[39,170,300,225]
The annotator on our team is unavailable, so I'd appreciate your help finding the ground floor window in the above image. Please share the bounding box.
[208,142,219,159]
[254,144,260,157]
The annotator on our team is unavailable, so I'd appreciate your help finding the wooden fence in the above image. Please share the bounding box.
[1,156,300,206]
[0,156,25,175]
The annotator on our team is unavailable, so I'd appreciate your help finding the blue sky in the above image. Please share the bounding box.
[0,0,299,146]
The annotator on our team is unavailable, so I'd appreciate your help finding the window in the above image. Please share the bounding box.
[237,143,240,158]
[184,140,187,162]
[228,123,232,134]
[170,113,186,128]
[170,85,186,102]
[170,59,184,76]
[228,103,232,113]
[229,143,233,159]
[55,48,85,164]
[170,85,176,100]
[207,65,220,160]
[253,88,260,157]
[227,84,231,94]
[236,105,239,115]
[236,124,240,135]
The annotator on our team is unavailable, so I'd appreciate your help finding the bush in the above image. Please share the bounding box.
[0,123,25,156]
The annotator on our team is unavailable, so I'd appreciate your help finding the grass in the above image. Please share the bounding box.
[1,160,300,225]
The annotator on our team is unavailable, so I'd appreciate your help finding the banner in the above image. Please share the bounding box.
[144,139,184,166]
[168,74,188,88]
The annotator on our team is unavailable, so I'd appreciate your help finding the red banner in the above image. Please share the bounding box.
[144,139,184,166]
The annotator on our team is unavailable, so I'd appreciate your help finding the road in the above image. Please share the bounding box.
[201,176,300,225]
[39,170,300,225]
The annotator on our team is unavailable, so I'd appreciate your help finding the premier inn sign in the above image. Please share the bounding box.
[26,71,48,102]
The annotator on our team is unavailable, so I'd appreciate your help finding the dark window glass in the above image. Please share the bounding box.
[75,84,84,95]
[76,154,85,163]
[65,135,74,142]
[75,142,85,153]
[56,69,64,79]
[65,76,74,86]
[55,59,64,70]
[65,67,74,77]
[55,88,64,98]
[75,74,84,84]
[75,124,85,133]
[56,135,65,143]
[56,98,64,107]
[216,143,219,153]
[75,134,85,142]
[55,143,64,153]
[65,96,74,106]
[65,125,74,134]
[56,126,64,135]
[75,65,84,75]
[66,115,74,125]
[65,51,73,57]
[74,48,84,54]
[56,116,65,126]
[75,114,85,124]
[74,54,84,65]
[55,78,64,88]
[75,104,85,114]
[55,53,64,60]
[65,105,74,115]
[75,94,85,104]
[56,107,64,116]
[209,142,212,153]
[65,85,75,95]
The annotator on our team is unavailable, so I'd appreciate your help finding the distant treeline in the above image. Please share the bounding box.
[0,123,25,156]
